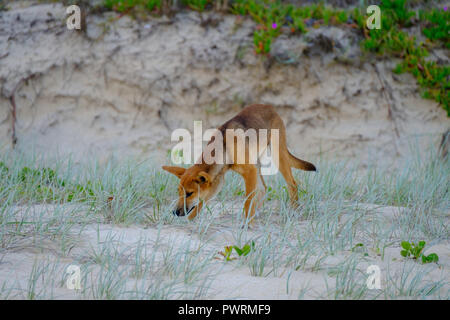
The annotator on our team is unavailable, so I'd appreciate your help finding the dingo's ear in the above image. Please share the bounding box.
[162,166,186,179]
[196,171,211,185]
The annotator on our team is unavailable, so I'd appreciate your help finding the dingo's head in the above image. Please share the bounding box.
[162,165,212,217]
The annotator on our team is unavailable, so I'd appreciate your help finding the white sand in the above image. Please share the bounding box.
[0,203,448,299]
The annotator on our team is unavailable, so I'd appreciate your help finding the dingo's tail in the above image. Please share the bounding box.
[272,113,316,172]
[289,152,316,171]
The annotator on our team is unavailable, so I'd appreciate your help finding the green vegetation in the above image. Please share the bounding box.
[183,0,210,12]
[0,142,448,299]
[99,0,449,115]
[0,162,94,203]
[0,156,172,224]
[104,0,162,13]
[218,241,255,261]
[401,240,439,264]
[420,8,450,46]
[360,0,449,116]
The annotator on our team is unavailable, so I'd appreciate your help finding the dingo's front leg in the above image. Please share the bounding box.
[187,200,203,221]
[232,164,259,223]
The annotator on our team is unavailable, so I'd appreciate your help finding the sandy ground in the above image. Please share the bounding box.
[0,202,448,299]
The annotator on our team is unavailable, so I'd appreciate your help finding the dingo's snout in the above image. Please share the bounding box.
[173,208,183,216]
[173,206,195,217]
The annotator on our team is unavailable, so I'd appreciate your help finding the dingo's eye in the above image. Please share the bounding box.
[186,192,193,198]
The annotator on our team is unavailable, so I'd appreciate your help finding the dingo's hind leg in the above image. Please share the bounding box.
[271,117,300,207]
[278,156,299,206]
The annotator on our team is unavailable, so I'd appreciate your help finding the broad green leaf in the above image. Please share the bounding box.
[425,253,439,263]
[233,246,243,256]
[401,241,411,250]
[242,244,251,256]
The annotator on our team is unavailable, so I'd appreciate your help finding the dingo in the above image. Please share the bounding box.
[162,104,316,222]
